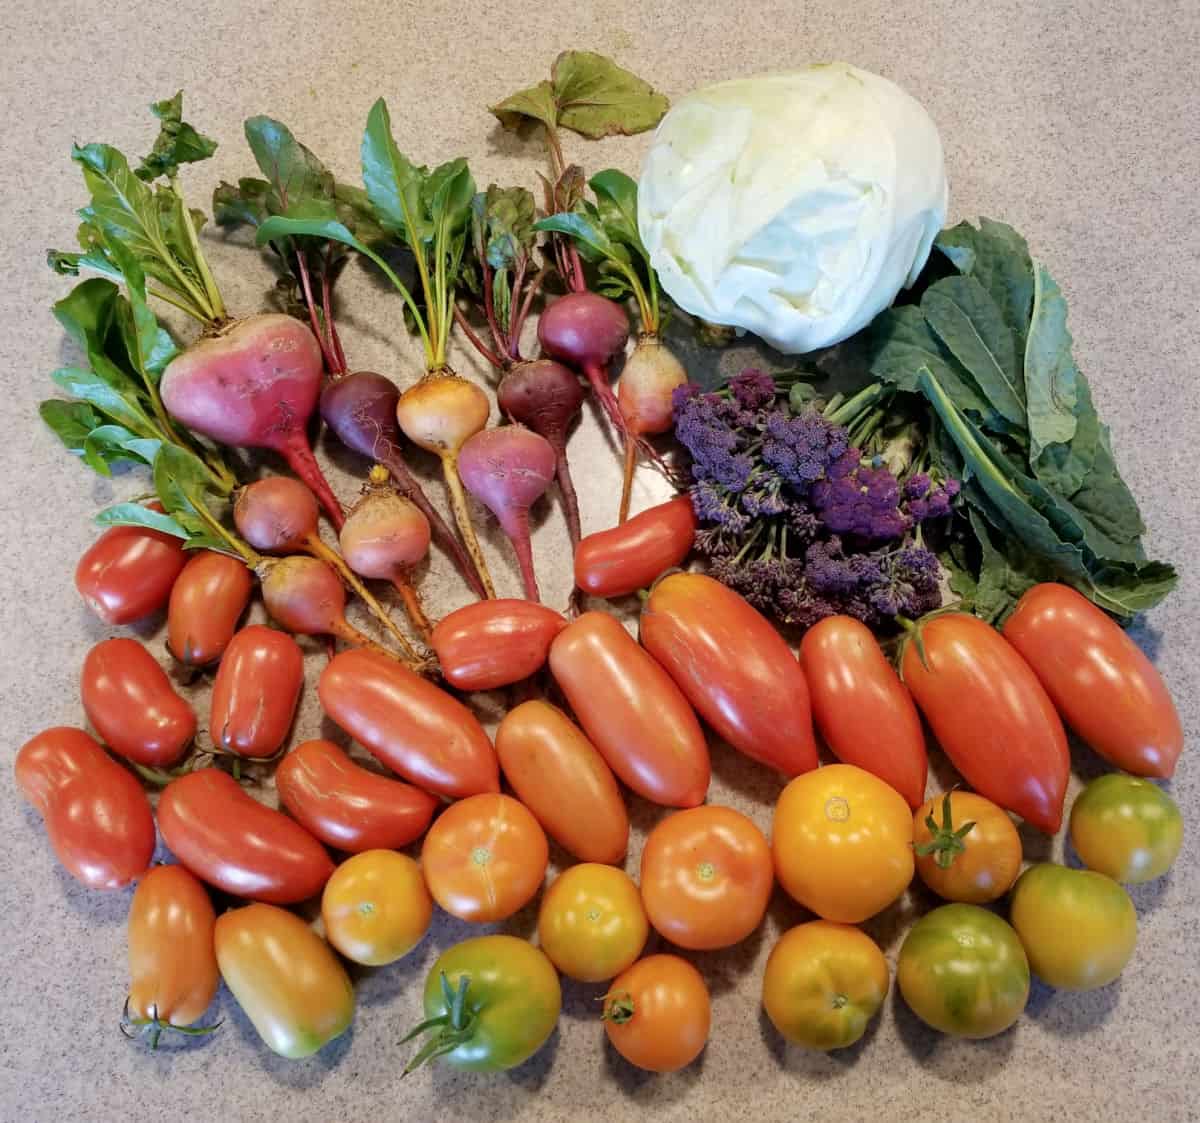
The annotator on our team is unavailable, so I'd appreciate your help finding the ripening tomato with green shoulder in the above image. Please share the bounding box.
[913,791,1022,903]
[537,864,648,982]
[1069,774,1183,883]
[602,955,711,1073]
[321,850,432,966]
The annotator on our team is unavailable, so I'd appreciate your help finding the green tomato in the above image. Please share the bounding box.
[897,904,1030,1038]
[402,935,561,1073]
[1009,864,1136,991]
[1069,774,1183,883]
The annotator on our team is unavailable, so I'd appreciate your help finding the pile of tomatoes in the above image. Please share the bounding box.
[15,495,1186,1071]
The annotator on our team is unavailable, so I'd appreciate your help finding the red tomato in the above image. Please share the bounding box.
[81,638,196,767]
[75,509,186,625]
[14,727,155,889]
[1003,583,1183,778]
[318,648,499,799]
[640,572,818,776]
[208,626,304,759]
[276,739,438,852]
[167,551,253,666]
[799,615,927,807]
[157,769,333,903]
[902,613,1069,834]
[549,612,710,807]
[574,496,696,598]
[430,599,566,691]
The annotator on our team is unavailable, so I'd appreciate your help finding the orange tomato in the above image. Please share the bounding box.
[913,791,1022,904]
[537,864,648,982]
[321,850,432,966]
[603,955,710,1072]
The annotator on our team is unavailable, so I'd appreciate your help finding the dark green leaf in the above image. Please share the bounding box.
[1022,264,1079,461]
[257,210,366,256]
[361,99,428,244]
[476,185,537,271]
[1064,423,1146,546]
[1034,373,1099,495]
[52,278,119,352]
[424,159,475,245]
[51,366,153,433]
[1085,559,1177,617]
[551,51,669,138]
[106,239,177,381]
[589,168,644,257]
[213,178,271,228]
[243,116,333,209]
[935,218,1034,340]
[95,501,189,539]
[134,92,218,181]
[333,182,386,243]
[534,211,622,265]
[39,399,103,452]
[82,424,152,475]
[490,79,558,135]
[47,246,124,282]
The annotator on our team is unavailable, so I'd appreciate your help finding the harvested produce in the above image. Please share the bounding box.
[537,865,648,982]
[431,600,567,692]
[208,625,304,758]
[913,792,1021,904]
[167,550,253,665]
[76,514,186,625]
[321,850,432,966]
[1069,774,1183,884]
[602,955,710,1073]
[573,495,696,598]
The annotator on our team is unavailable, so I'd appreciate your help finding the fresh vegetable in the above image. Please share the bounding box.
[421,794,548,922]
[602,955,709,1073]
[215,903,354,1060]
[641,806,772,951]
[772,763,914,924]
[897,904,1030,1038]
[762,922,889,1051]
[276,739,437,853]
[401,935,561,1073]
[799,615,927,807]
[1002,582,1183,777]
[167,550,252,665]
[15,727,155,889]
[913,792,1021,904]
[640,572,818,776]
[321,850,432,966]
[318,647,499,799]
[81,637,195,767]
[495,700,628,864]
[537,864,647,982]
[431,600,567,692]
[208,625,304,759]
[76,512,186,625]
[574,495,696,598]
[1069,774,1183,884]
[901,612,1070,833]
[157,769,334,903]
[548,611,710,807]
[1009,864,1137,991]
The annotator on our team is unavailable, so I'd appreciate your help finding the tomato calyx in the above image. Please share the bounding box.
[119,997,222,1050]
[600,990,635,1025]
[914,792,977,870]
[400,973,478,1075]
[894,602,972,677]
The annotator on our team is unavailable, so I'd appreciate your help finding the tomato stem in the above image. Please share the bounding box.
[601,991,635,1025]
[399,974,478,1075]
[120,997,222,1050]
[914,792,977,869]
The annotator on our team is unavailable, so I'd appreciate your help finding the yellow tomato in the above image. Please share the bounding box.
[913,791,1022,903]
[537,864,648,982]
[762,921,889,1050]
[321,850,433,966]
[772,764,914,923]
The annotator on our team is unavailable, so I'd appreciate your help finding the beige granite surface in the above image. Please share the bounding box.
[1,1,1198,1120]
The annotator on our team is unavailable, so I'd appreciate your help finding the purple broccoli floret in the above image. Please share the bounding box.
[728,368,778,410]
[812,463,912,540]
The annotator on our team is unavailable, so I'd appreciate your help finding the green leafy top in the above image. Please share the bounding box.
[135,92,219,181]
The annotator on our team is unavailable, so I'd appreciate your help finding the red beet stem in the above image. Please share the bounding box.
[505,508,540,602]
[279,433,344,529]
[554,448,582,551]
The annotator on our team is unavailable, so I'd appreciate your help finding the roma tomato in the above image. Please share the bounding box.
[126,865,219,1046]
[901,613,1069,834]
[321,850,432,966]
[898,904,1030,1038]
[209,625,304,758]
[167,551,252,666]
[641,573,818,777]
[1069,773,1183,883]
[15,727,154,889]
[762,921,889,1051]
[574,496,696,598]
[81,638,195,767]
[215,903,354,1060]
[1009,864,1137,991]
[799,615,926,807]
[431,599,566,691]
[402,935,561,1073]
[1003,583,1184,777]
[537,864,648,982]
[495,701,628,864]
[548,612,709,807]
[276,739,437,853]
[319,647,499,800]
[422,794,548,922]
[157,769,333,903]
[75,511,186,625]
[772,763,913,923]
[603,955,710,1073]
[913,792,1022,904]
[640,805,772,950]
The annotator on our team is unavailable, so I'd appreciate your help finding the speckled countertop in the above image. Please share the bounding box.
[1,2,1198,1120]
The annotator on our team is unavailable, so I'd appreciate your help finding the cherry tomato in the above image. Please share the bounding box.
[422,794,548,922]
[75,509,186,625]
[1003,583,1183,778]
[208,625,304,758]
[641,572,818,777]
[640,805,773,950]
[762,921,889,1050]
[81,638,195,767]
[574,496,696,598]
[431,599,567,691]
[913,791,1022,904]
[319,647,499,799]
[603,955,710,1072]
[215,902,354,1059]
[537,864,648,982]
[15,726,155,889]
[276,739,437,853]
[321,850,432,966]
[773,763,913,923]
[901,613,1069,834]
[549,611,709,807]
[1069,773,1183,883]
[157,769,333,903]
[799,615,927,807]
[167,551,252,666]
[495,701,628,864]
